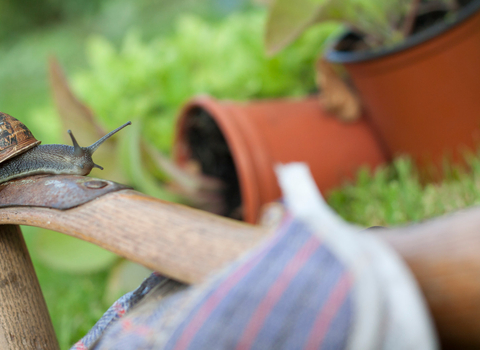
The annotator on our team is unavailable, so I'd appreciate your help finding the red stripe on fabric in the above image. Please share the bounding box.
[113,301,126,317]
[172,216,293,350]
[234,236,321,350]
[120,318,152,336]
[304,272,352,349]
[73,341,88,350]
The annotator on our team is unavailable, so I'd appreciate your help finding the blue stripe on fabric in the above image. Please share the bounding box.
[195,219,314,349]
[319,290,353,350]
[252,243,349,350]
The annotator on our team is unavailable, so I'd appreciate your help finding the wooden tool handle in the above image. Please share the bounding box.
[0,189,269,285]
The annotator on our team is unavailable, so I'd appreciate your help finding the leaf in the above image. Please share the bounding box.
[119,118,180,201]
[142,141,226,214]
[35,230,119,274]
[49,55,106,140]
[266,0,413,54]
[265,0,328,55]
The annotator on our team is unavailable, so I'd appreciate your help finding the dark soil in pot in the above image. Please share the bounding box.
[185,108,242,219]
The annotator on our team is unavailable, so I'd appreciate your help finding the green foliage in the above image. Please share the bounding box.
[0,0,104,42]
[328,157,480,227]
[265,0,456,54]
[35,230,119,273]
[27,9,339,199]
[265,0,409,54]
[68,11,340,153]
[22,10,339,202]
[0,0,248,133]
[42,269,109,350]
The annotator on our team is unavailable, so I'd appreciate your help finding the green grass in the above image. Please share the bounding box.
[22,228,110,350]
[0,0,237,134]
[34,264,109,350]
[328,156,480,226]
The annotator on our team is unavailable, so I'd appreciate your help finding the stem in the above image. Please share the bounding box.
[402,0,421,37]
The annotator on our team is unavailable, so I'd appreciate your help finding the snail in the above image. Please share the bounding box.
[0,112,131,184]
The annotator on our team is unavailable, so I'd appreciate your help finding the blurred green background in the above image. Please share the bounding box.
[2,0,480,349]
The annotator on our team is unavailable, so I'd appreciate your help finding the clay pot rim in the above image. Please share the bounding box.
[325,0,480,64]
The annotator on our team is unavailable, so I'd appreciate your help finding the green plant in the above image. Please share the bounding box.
[328,156,480,226]
[265,0,459,55]
[68,11,339,153]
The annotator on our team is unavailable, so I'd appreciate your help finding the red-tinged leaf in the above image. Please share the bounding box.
[48,56,106,139]
[142,141,226,214]
[265,0,327,56]
[48,56,128,183]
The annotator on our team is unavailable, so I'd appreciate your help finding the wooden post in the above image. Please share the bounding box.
[0,225,59,350]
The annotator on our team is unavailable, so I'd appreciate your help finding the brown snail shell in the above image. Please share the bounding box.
[0,113,41,164]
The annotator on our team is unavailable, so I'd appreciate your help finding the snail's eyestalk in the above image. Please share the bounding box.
[87,121,132,154]
[68,130,85,157]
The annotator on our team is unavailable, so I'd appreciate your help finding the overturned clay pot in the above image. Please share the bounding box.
[174,96,387,224]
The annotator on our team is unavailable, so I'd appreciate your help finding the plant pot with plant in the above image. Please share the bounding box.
[266,0,480,176]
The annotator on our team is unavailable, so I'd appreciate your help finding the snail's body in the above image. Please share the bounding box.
[0,144,93,184]
[0,113,131,184]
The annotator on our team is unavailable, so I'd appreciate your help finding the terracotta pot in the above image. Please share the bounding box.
[174,96,386,223]
[325,0,480,174]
